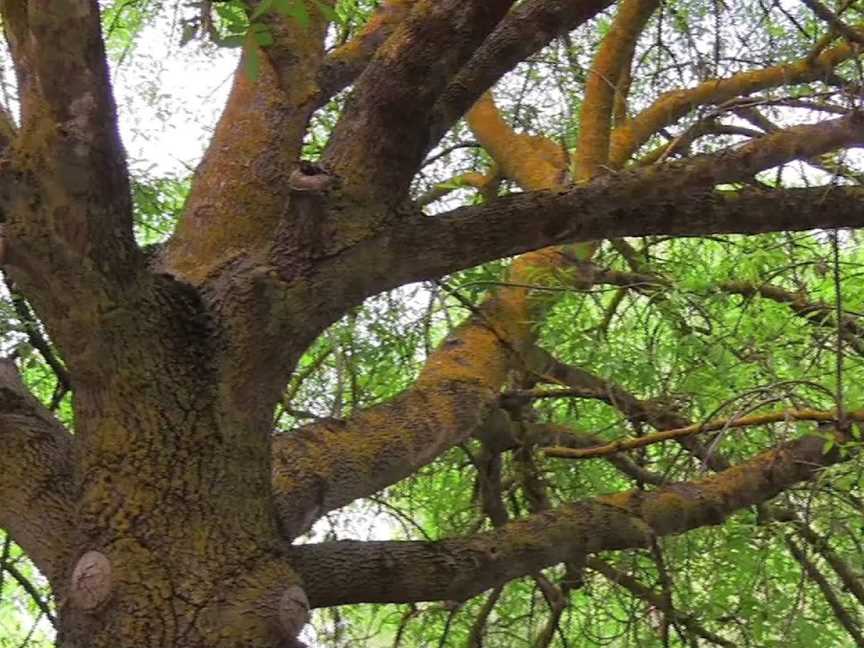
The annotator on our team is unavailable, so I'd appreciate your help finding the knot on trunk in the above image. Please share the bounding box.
[279,585,310,640]
[70,550,112,610]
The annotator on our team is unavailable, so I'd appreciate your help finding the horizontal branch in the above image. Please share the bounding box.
[544,407,863,459]
[291,427,846,607]
[326,112,864,302]
[0,360,74,585]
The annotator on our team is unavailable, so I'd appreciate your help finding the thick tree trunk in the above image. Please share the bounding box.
[52,279,303,647]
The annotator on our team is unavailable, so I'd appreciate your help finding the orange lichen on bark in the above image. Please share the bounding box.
[466,92,565,191]
[324,0,416,68]
[546,407,864,459]
[610,36,862,167]
[165,11,331,283]
[574,0,659,181]
[597,432,839,536]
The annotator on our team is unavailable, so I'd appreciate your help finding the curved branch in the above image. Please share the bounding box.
[609,35,862,166]
[162,12,332,283]
[291,428,846,607]
[575,0,660,180]
[0,360,74,586]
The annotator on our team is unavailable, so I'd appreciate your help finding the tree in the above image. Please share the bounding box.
[1,0,864,645]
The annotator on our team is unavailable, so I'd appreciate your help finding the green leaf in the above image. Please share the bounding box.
[312,0,341,23]
[252,24,274,46]
[283,0,311,28]
[243,42,261,80]
[249,0,275,21]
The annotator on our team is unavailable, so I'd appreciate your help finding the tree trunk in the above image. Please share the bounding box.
[54,278,303,647]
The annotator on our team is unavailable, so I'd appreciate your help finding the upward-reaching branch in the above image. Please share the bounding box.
[430,0,616,144]
[163,9,334,283]
[575,0,659,180]
[0,0,139,348]
[322,0,516,202]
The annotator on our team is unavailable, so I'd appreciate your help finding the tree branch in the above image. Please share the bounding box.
[430,0,616,144]
[544,406,863,459]
[322,0,516,202]
[315,0,418,105]
[272,248,584,538]
[325,113,864,304]
[0,0,140,346]
[609,33,862,166]
[291,427,847,607]
[575,0,660,180]
[162,10,332,283]
[0,360,74,586]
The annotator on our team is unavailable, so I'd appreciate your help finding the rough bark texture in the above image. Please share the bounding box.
[0,1,862,646]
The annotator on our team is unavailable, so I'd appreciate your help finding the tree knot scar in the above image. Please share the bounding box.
[279,585,310,639]
[70,550,112,611]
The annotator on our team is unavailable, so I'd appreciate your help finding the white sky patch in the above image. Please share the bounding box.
[110,9,238,177]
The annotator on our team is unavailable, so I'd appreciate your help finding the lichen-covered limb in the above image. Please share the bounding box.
[0,360,74,586]
[271,248,563,537]
[273,91,588,535]
[291,430,844,607]
[162,10,332,283]
[0,0,140,345]
[586,558,735,647]
[609,35,862,166]
[430,0,616,143]
[466,92,565,190]
[575,0,660,180]
[322,0,516,202]
[316,0,419,105]
[545,407,864,459]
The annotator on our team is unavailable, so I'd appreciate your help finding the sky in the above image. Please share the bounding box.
[110,4,238,177]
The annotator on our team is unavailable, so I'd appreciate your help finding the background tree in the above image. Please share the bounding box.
[1,0,864,646]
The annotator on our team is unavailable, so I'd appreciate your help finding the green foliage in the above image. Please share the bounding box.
[6,1,864,646]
